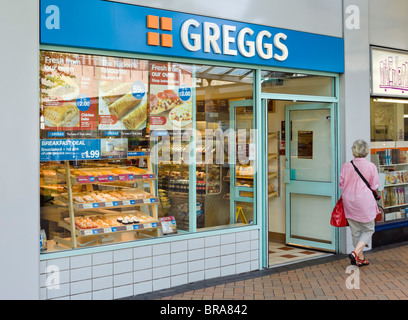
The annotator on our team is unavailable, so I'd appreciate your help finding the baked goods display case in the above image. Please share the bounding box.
[41,154,161,249]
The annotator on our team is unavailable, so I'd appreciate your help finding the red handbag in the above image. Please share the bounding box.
[330,196,349,227]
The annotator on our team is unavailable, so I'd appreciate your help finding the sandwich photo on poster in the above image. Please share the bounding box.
[97,57,149,135]
[40,51,98,137]
[149,62,193,131]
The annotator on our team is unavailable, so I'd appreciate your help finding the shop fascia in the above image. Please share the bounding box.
[40,0,344,73]
[180,19,288,61]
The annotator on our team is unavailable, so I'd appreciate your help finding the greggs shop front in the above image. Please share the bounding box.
[37,0,343,299]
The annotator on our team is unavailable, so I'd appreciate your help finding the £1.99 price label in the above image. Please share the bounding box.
[40,139,101,161]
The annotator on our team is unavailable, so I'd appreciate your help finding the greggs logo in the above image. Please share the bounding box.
[147,15,173,47]
[180,19,288,61]
[146,14,289,62]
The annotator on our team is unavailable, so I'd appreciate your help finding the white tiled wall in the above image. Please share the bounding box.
[40,229,260,300]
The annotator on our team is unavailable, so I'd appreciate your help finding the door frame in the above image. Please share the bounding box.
[284,102,336,252]
[259,93,340,267]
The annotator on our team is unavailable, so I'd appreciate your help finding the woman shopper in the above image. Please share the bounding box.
[339,139,380,267]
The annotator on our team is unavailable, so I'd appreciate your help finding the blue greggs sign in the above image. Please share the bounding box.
[40,0,344,73]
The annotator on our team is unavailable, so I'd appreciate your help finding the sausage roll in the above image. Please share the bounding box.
[122,102,147,130]
[108,92,142,119]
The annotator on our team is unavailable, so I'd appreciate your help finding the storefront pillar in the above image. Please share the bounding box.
[0,0,40,299]
[341,0,371,253]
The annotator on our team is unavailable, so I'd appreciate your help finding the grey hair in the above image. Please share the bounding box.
[352,140,370,158]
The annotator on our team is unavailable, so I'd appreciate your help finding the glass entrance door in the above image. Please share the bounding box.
[285,103,336,252]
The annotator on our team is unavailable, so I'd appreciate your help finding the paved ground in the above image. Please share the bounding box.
[126,241,408,300]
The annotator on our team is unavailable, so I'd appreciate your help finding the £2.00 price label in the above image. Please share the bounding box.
[178,85,192,102]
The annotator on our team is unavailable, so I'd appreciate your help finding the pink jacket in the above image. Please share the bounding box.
[339,158,379,223]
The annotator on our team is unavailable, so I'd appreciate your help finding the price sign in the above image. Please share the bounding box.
[178,86,192,102]
[81,150,100,159]
[76,94,91,112]
[40,139,101,161]
[131,81,146,100]
[82,203,94,209]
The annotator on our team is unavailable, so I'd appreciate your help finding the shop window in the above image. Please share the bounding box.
[370,97,408,226]
[261,71,334,97]
[39,50,254,253]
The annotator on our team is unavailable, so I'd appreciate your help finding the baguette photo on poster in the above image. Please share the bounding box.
[97,57,149,133]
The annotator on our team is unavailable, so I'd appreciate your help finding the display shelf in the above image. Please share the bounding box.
[379,163,408,167]
[57,195,159,211]
[382,203,407,210]
[268,172,278,179]
[51,156,160,249]
[384,183,408,187]
[58,166,156,185]
[268,153,278,160]
[59,213,161,237]
[374,150,408,230]
[267,131,280,198]
[375,218,408,231]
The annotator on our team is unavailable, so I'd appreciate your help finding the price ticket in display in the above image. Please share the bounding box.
[40,138,101,161]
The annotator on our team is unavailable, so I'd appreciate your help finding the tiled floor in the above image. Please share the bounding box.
[268,242,332,267]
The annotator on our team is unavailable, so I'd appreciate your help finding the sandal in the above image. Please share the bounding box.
[357,257,370,267]
[348,251,358,265]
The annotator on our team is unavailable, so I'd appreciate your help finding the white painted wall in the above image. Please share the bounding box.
[0,0,40,299]
[369,0,408,51]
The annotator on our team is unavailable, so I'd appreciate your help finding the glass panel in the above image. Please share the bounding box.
[370,98,408,141]
[236,202,255,225]
[235,106,254,188]
[370,97,408,227]
[289,107,331,182]
[39,50,255,254]
[195,65,255,229]
[290,194,332,244]
[261,71,334,96]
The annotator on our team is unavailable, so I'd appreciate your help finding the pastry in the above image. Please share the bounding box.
[122,102,147,130]
[101,82,133,106]
[44,104,79,127]
[149,90,182,114]
[108,92,142,119]
[126,167,148,174]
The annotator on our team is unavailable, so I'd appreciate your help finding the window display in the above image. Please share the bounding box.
[371,98,408,225]
[39,50,255,253]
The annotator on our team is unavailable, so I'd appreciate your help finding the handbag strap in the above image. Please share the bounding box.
[350,160,376,195]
